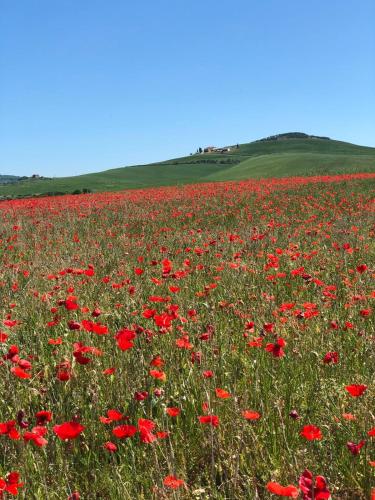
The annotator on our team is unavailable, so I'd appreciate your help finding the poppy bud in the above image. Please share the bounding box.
[68,321,81,330]
[191,351,202,365]
[289,409,300,420]
[134,391,148,401]
[17,410,29,429]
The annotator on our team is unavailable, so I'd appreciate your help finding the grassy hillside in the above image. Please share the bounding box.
[205,152,375,181]
[2,136,375,198]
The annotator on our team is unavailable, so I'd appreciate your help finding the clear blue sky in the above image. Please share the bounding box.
[1,0,374,177]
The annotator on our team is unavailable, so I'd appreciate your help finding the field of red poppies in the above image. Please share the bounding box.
[0,173,374,499]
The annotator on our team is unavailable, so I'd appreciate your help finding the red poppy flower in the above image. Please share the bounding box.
[166,407,180,417]
[242,410,261,420]
[154,313,173,328]
[176,336,193,349]
[112,425,137,439]
[138,419,155,432]
[323,351,339,364]
[56,360,72,381]
[356,264,367,273]
[266,481,299,497]
[115,328,136,351]
[138,418,157,443]
[299,469,331,500]
[0,471,24,496]
[10,366,31,379]
[102,367,116,375]
[342,413,356,421]
[215,388,231,399]
[247,337,263,347]
[53,421,85,440]
[345,384,367,397]
[347,440,365,455]
[263,323,275,333]
[149,369,166,381]
[68,492,80,500]
[360,308,371,317]
[103,441,117,452]
[150,355,164,367]
[100,409,124,424]
[0,332,9,342]
[65,299,78,310]
[36,410,53,426]
[23,426,48,447]
[300,425,322,441]
[48,337,62,345]
[0,420,20,440]
[143,308,156,319]
[368,427,375,437]
[156,431,169,439]
[198,415,219,427]
[163,475,185,489]
[265,337,286,357]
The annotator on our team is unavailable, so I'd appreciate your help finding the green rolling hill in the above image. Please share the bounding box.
[2,133,375,199]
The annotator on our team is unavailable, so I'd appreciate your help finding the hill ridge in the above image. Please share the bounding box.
[1,135,375,199]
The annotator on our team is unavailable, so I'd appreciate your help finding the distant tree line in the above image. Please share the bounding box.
[0,188,93,202]
[257,132,330,142]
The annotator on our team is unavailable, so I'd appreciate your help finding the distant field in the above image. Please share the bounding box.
[2,137,375,198]
[205,153,375,181]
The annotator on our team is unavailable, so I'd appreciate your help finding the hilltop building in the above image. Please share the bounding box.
[203,146,231,153]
